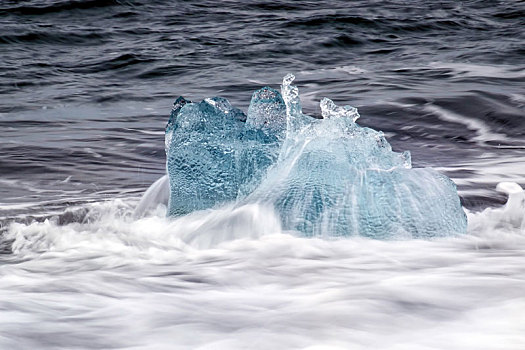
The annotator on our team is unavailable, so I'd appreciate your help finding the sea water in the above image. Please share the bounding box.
[1,0,524,349]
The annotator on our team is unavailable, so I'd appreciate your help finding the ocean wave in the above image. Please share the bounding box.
[1,182,524,349]
[2,178,523,258]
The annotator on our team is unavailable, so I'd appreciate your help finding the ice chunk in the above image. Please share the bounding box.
[165,97,246,216]
[245,78,466,237]
[165,75,467,238]
[166,89,286,216]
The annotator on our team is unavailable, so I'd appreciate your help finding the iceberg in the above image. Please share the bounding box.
[165,74,467,238]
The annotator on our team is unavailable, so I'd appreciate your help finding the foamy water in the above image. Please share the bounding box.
[2,0,524,348]
[1,182,524,350]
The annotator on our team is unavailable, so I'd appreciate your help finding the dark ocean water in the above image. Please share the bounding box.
[1,1,525,349]
[1,0,524,221]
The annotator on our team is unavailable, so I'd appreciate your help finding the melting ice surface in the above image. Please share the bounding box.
[165,75,467,238]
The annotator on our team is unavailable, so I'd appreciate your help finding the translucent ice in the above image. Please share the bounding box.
[246,86,286,138]
[165,75,467,238]
[166,88,284,216]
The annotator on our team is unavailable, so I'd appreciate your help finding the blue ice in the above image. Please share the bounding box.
[165,74,467,238]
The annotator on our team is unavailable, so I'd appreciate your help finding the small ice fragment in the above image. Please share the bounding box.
[320,97,360,122]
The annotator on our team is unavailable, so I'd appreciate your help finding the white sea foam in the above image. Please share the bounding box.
[1,183,524,349]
